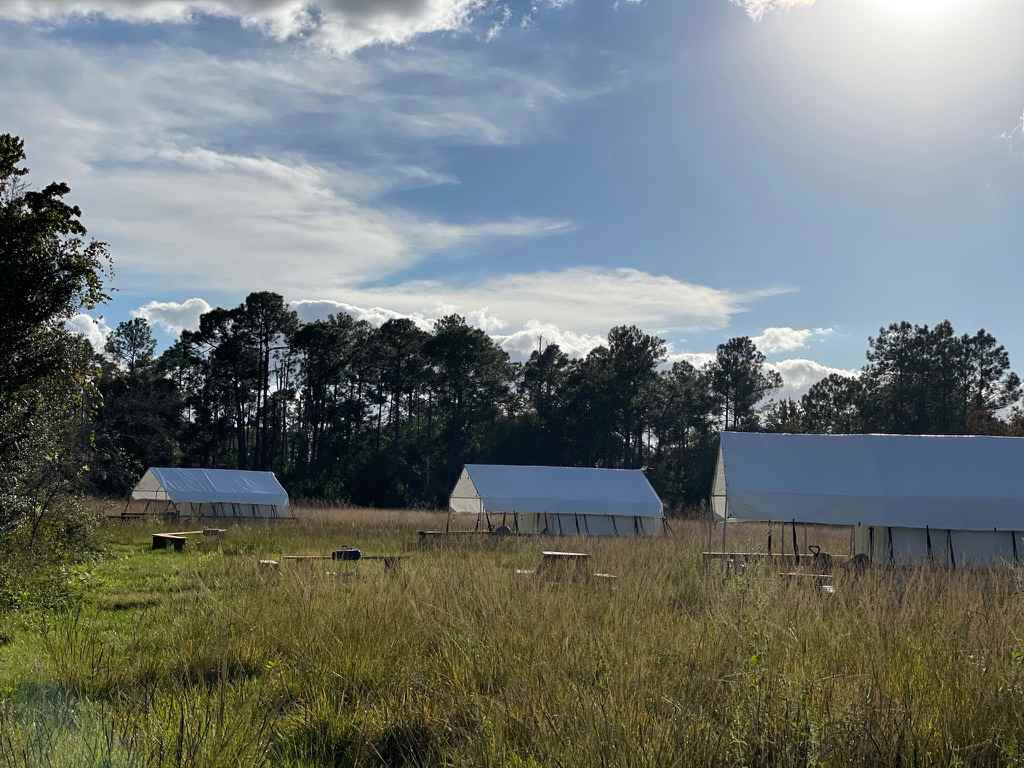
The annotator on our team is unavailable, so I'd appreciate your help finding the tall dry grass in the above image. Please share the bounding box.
[4,507,1024,766]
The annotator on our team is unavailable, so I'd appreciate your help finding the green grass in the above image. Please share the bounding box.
[4,508,1024,766]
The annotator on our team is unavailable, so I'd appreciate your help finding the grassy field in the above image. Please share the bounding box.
[3,507,1024,767]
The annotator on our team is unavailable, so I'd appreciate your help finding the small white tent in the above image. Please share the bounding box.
[713,432,1024,566]
[449,464,665,537]
[129,467,290,519]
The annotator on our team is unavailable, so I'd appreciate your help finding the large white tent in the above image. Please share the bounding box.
[449,464,665,536]
[128,467,290,518]
[713,431,1024,566]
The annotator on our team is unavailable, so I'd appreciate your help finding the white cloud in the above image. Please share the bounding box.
[752,326,833,354]
[0,0,491,55]
[768,358,858,401]
[731,0,816,20]
[664,351,716,369]
[1,32,585,300]
[338,268,781,337]
[291,299,436,330]
[133,298,212,334]
[493,322,605,360]
[66,313,112,352]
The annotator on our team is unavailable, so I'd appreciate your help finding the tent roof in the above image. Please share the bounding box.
[716,431,1024,530]
[131,467,289,506]
[453,464,663,518]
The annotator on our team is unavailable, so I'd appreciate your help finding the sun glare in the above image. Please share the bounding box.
[873,0,964,22]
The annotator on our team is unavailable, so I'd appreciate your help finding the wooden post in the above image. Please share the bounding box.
[947,529,956,571]
[926,525,933,565]
[1013,530,1019,565]
[887,527,895,566]
[767,521,773,555]
[791,519,798,567]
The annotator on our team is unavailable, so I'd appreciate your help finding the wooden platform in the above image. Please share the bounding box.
[517,551,616,581]
[151,528,225,551]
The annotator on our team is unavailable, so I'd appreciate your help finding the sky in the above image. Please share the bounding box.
[5,0,1024,400]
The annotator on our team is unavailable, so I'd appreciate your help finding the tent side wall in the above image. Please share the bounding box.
[174,501,288,519]
[854,525,1022,566]
[513,512,661,537]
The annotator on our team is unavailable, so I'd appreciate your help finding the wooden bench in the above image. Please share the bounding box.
[152,533,187,551]
[151,529,226,551]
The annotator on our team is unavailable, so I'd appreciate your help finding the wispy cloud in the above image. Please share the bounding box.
[730,0,816,21]
[0,0,492,55]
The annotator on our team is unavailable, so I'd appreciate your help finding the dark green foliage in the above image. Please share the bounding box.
[79,298,1024,515]
[0,134,108,552]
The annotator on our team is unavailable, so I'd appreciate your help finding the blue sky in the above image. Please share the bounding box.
[4,0,1024,399]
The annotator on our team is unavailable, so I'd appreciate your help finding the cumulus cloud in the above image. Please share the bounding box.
[133,298,213,334]
[752,326,833,354]
[768,358,858,401]
[0,0,491,55]
[731,0,816,20]
[291,299,603,360]
[66,313,112,352]
[291,299,436,330]
[493,322,605,361]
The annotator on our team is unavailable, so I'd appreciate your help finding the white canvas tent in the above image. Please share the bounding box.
[128,467,290,519]
[713,431,1024,567]
[449,464,665,537]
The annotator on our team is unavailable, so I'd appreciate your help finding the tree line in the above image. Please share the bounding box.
[87,301,1024,512]
[4,127,1024,553]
